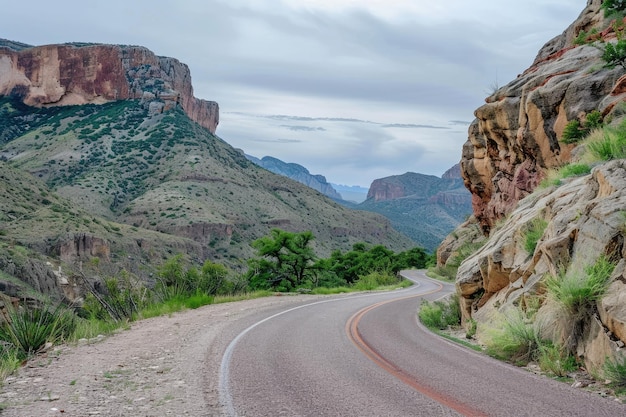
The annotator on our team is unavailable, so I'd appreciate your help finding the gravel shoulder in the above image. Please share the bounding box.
[0,294,319,417]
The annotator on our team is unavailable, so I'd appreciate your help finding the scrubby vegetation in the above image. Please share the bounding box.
[0,228,430,378]
[523,217,548,254]
[561,111,604,144]
[245,229,431,292]
[418,294,461,330]
[545,256,615,317]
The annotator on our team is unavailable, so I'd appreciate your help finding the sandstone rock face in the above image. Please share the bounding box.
[458,161,626,370]
[0,42,218,134]
[58,233,111,262]
[367,178,405,201]
[460,0,626,234]
[450,1,626,371]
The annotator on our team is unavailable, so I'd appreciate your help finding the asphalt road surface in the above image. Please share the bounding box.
[219,270,625,416]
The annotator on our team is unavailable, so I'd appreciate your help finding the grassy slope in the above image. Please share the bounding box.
[0,98,414,286]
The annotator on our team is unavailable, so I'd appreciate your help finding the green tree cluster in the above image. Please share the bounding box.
[246,229,431,291]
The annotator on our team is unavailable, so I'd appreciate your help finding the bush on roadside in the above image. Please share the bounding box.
[418,294,461,330]
[484,308,544,364]
[538,342,578,377]
[604,355,626,389]
[0,304,76,357]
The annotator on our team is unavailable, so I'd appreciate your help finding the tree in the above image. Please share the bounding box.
[602,0,626,16]
[248,229,317,290]
[602,39,626,69]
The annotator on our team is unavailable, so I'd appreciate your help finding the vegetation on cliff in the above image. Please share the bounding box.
[435,0,626,393]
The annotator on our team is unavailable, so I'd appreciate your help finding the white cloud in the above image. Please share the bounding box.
[0,0,583,186]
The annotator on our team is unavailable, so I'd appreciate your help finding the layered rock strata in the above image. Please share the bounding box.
[460,0,622,234]
[0,42,218,133]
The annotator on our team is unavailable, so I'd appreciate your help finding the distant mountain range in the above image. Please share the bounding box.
[247,154,472,251]
[330,183,368,203]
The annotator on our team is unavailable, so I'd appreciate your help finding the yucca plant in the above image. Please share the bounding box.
[0,304,76,356]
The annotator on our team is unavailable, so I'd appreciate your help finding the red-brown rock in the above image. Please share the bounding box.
[0,43,219,134]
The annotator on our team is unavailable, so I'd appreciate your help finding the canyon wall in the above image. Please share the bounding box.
[447,0,626,371]
[0,42,219,133]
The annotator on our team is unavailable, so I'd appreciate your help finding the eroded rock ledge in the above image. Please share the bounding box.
[0,42,219,134]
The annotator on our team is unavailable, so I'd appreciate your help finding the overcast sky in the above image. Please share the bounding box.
[2,1,583,187]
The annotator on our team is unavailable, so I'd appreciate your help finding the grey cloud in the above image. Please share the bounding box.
[280,125,327,132]
[381,124,450,130]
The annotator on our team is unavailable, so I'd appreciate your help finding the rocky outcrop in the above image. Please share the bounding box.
[444,1,626,373]
[360,171,473,251]
[457,161,626,371]
[0,42,219,133]
[367,179,405,201]
[460,0,626,234]
[58,233,110,262]
[441,163,462,180]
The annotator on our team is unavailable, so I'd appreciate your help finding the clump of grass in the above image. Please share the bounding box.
[484,308,544,364]
[585,125,626,161]
[524,218,548,254]
[545,256,615,314]
[545,256,616,353]
[604,355,626,390]
[540,164,591,188]
[559,163,592,178]
[0,344,22,379]
[538,342,578,377]
[418,294,461,330]
[70,317,128,342]
[353,271,401,291]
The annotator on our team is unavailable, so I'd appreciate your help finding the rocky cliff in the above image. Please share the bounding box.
[360,171,472,252]
[0,41,219,133]
[460,0,622,234]
[444,0,626,373]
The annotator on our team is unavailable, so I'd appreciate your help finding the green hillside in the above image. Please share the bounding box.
[0,97,414,299]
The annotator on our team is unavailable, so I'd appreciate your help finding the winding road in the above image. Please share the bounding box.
[218,270,625,416]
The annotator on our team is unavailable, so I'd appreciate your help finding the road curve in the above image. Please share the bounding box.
[219,270,625,416]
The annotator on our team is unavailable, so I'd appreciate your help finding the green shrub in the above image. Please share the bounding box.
[538,342,578,377]
[604,355,626,388]
[465,318,477,339]
[585,110,604,130]
[561,120,585,144]
[603,39,626,69]
[0,305,76,356]
[561,111,604,144]
[602,0,626,17]
[524,218,548,254]
[418,294,461,330]
[484,308,544,363]
[545,256,615,314]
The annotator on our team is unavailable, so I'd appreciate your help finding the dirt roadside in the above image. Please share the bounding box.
[0,294,318,417]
